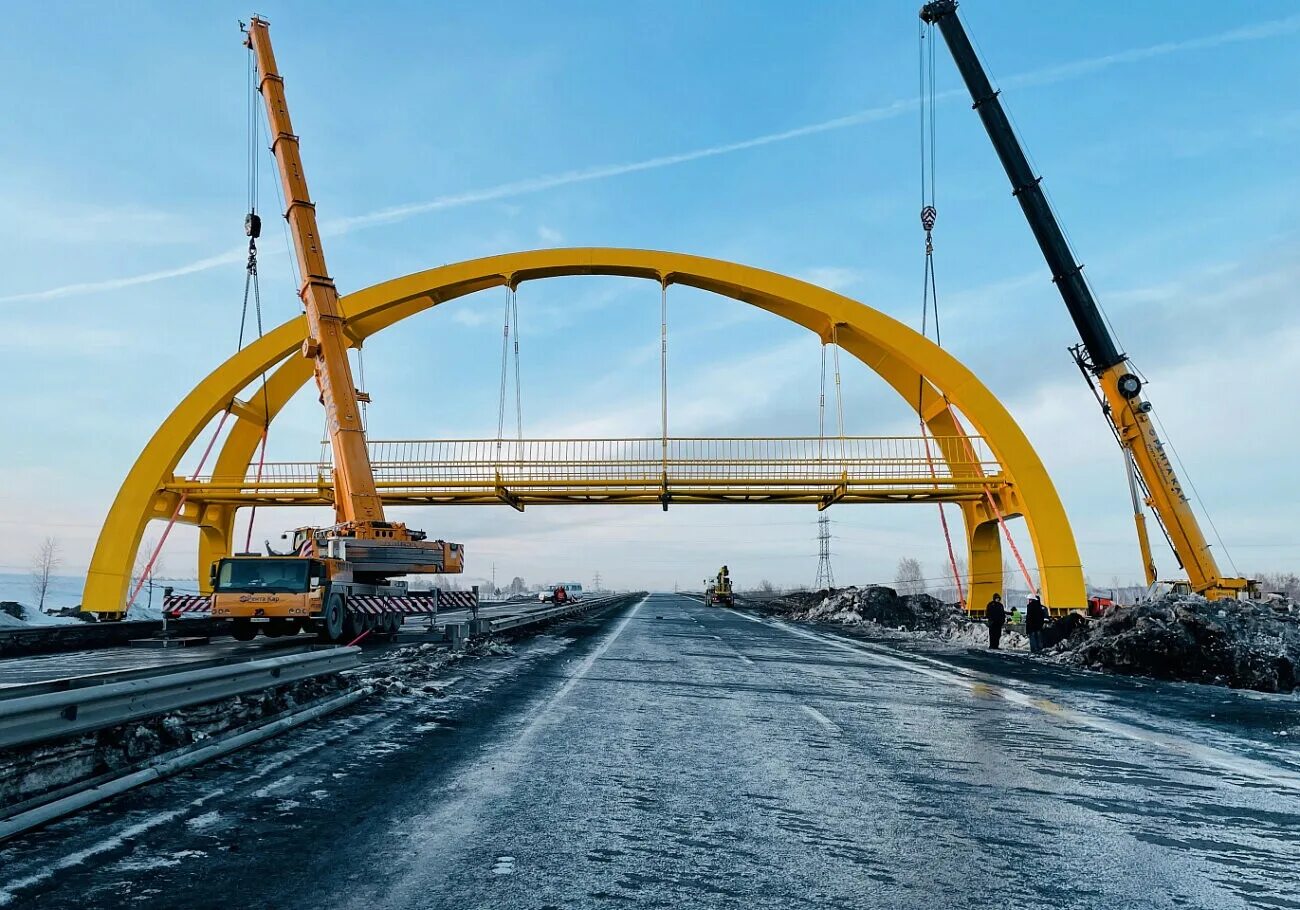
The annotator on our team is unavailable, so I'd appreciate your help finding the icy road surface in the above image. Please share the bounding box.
[2,592,1298,908]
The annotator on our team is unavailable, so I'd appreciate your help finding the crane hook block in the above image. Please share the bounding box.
[920,0,958,24]
[245,213,262,239]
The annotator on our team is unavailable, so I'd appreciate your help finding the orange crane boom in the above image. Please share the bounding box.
[245,17,383,527]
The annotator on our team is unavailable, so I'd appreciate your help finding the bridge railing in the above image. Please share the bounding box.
[182,436,1001,494]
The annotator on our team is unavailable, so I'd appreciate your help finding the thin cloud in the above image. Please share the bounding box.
[5,11,1297,306]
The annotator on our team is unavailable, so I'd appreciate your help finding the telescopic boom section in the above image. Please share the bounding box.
[919,0,1251,599]
[245,17,383,527]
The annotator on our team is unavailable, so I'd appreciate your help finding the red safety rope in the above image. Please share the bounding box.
[346,628,371,648]
[946,407,1037,594]
[126,410,232,608]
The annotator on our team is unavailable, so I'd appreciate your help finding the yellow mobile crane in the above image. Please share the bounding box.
[190,18,466,641]
[920,1,1254,600]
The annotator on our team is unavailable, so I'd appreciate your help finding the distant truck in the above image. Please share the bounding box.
[708,566,734,607]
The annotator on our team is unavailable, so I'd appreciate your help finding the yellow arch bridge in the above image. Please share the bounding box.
[84,248,1087,617]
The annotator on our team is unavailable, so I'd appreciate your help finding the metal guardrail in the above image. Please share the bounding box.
[485,595,620,633]
[0,646,359,751]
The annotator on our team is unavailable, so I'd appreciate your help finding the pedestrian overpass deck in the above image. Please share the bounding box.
[165,436,1007,510]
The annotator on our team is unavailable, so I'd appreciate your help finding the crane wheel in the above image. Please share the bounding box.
[385,613,403,636]
[343,608,366,642]
[318,593,346,642]
[230,620,257,642]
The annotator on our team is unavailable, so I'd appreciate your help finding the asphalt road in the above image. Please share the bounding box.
[2,593,1297,909]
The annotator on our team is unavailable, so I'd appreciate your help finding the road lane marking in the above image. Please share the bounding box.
[731,609,1300,793]
[800,704,840,735]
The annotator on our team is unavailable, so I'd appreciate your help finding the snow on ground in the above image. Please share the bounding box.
[0,603,78,626]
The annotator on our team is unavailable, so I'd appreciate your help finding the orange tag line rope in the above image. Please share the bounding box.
[126,410,232,608]
[945,405,1037,596]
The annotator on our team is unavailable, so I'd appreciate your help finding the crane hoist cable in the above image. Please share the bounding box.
[660,279,669,509]
[238,41,271,554]
[915,18,965,608]
[916,16,1039,602]
[130,40,274,602]
[494,284,525,484]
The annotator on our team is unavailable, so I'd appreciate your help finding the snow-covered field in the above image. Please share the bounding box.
[0,572,199,624]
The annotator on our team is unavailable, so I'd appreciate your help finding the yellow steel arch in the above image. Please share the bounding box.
[83,248,1085,615]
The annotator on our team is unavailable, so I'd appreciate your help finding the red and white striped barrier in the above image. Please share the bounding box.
[162,594,212,616]
[438,590,479,610]
[163,590,468,617]
[348,595,438,615]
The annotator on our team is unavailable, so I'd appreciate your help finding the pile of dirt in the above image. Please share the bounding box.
[801,586,960,631]
[772,585,1028,649]
[1052,595,1300,692]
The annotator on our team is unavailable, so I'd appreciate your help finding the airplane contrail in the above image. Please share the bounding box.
[4,12,1297,305]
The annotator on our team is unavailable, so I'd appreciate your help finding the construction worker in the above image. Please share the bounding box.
[1026,594,1048,653]
[985,593,1007,650]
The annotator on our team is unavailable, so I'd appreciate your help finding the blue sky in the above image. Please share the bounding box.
[2,1,1297,598]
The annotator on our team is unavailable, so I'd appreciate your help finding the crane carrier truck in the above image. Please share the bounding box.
[165,17,472,641]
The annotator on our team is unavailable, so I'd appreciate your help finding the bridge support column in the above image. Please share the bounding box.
[197,504,236,594]
[964,509,1003,614]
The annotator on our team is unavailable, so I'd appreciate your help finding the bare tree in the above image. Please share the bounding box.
[130,536,162,608]
[30,537,61,612]
[895,558,926,596]
[934,556,967,606]
[1257,572,1300,601]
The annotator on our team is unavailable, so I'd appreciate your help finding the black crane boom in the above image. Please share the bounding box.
[919,0,1123,371]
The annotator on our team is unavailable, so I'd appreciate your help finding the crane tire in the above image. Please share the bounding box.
[318,593,346,642]
[343,608,366,642]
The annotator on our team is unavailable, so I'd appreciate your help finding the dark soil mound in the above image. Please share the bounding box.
[1055,596,1300,692]
[778,585,965,632]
